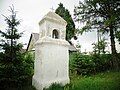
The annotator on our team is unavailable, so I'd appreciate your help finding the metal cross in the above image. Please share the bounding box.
[50,6,54,12]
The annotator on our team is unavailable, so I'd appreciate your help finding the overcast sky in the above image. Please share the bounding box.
[0,0,119,52]
[0,0,80,46]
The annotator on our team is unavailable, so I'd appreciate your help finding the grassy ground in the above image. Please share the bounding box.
[68,71,120,90]
[11,71,119,90]
[45,71,120,90]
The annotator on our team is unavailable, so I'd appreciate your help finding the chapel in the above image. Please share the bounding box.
[32,12,71,90]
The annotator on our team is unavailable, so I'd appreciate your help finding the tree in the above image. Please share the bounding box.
[74,0,120,70]
[0,6,33,88]
[0,6,22,61]
[55,3,75,40]
[92,38,107,54]
[115,31,120,44]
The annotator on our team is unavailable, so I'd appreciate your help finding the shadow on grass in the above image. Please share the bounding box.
[44,83,64,90]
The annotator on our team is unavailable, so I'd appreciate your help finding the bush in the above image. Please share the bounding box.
[70,52,112,75]
[0,52,34,89]
[93,54,112,72]
[70,52,95,75]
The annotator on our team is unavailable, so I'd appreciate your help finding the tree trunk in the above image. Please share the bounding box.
[97,30,100,54]
[109,26,119,70]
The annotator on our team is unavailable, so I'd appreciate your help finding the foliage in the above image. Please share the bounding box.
[0,52,34,88]
[0,6,34,89]
[115,30,120,43]
[92,54,112,72]
[92,38,107,54]
[55,3,75,40]
[74,0,120,70]
[69,52,112,75]
[70,52,95,75]
[75,42,81,52]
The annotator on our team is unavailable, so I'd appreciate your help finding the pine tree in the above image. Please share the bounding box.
[0,6,33,88]
[0,6,22,63]
[55,3,75,40]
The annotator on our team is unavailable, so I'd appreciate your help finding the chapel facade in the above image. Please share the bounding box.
[32,12,70,90]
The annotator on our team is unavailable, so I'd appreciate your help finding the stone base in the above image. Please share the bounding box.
[32,38,70,90]
[32,76,70,90]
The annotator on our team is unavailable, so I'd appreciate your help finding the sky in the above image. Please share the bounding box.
[0,0,80,46]
[0,0,119,53]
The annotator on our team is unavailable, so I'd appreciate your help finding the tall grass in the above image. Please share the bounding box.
[45,71,120,90]
[69,71,120,90]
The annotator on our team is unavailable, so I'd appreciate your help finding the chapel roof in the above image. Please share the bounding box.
[26,33,77,52]
[39,11,67,25]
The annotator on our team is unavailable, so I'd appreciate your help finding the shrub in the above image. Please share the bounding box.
[70,52,112,75]
[0,52,34,89]
[93,54,112,72]
[70,52,95,75]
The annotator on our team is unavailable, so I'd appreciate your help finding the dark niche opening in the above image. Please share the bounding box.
[52,29,59,39]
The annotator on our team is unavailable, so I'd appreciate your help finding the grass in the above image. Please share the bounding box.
[44,83,64,90]
[8,71,119,90]
[68,71,120,90]
[45,71,120,90]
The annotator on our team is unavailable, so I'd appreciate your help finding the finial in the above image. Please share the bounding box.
[50,6,54,12]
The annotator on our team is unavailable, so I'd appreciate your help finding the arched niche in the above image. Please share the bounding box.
[52,29,59,39]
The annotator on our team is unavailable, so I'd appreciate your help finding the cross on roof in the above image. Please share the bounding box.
[50,6,54,12]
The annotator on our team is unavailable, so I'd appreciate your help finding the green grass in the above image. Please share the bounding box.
[44,83,64,90]
[68,71,120,90]
[10,71,119,90]
[45,71,120,90]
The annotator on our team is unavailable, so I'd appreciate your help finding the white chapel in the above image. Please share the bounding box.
[32,11,70,90]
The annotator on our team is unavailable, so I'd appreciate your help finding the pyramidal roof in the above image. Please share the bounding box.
[39,11,67,25]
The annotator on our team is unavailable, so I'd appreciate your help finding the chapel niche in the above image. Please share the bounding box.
[52,29,59,39]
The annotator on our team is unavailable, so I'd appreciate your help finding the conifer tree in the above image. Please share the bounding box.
[0,6,33,88]
[55,3,75,40]
[0,5,22,63]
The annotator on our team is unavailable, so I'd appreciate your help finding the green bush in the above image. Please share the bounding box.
[0,52,34,89]
[70,52,112,75]
[70,52,95,75]
[93,54,112,72]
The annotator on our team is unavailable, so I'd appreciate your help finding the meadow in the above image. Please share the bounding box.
[44,71,120,90]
